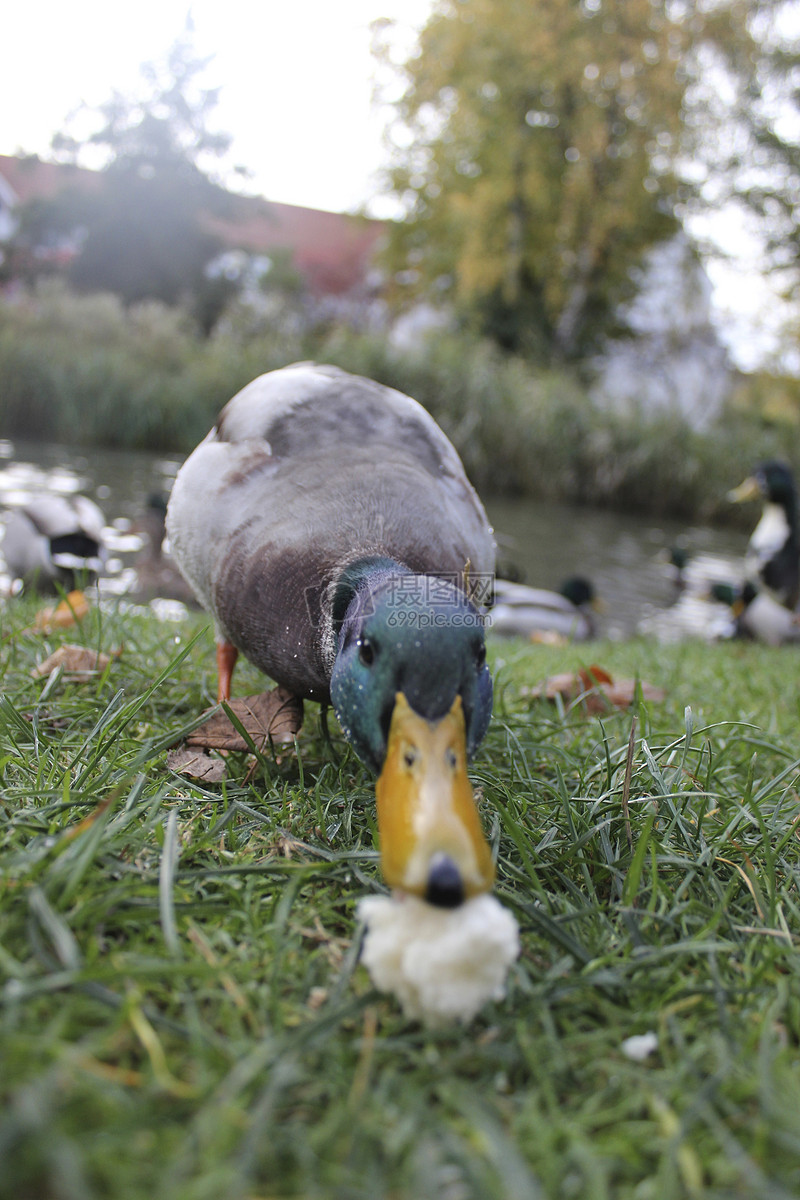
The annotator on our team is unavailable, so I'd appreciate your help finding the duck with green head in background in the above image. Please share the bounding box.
[709,579,800,645]
[488,574,601,641]
[728,459,800,611]
[167,363,497,909]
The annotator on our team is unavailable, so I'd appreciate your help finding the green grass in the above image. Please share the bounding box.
[2,595,800,1199]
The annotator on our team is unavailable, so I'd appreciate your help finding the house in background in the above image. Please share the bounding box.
[203,193,384,300]
[0,154,732,424]
[0,153,386,324]
[0,154,102,270]
[0,155,97,241]
[200,191,387,330]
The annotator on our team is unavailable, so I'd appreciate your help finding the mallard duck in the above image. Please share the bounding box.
[728,460,800,609]
[125,493,199,607]
[488,575,600,640]
[659,546,737,597]
[709,580,800,645]
[664,545,690,592]
[167,363,496,908]
[1,494,106,593]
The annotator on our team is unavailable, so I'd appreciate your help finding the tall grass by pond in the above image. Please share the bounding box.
[2,282,800,521]
[1,596,800,1198]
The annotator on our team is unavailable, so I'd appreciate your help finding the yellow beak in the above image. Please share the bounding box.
[727,475,761,504]
[375,692,495,906]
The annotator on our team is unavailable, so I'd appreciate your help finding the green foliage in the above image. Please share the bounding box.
[683,2,800,292]
[2,598,800,1197]
[376,0,798,361]
[376,0,687,360]
[5,28,237,329]
[301,325,800,521]
[730,369,800,427]
[0,283,307,449]
[65,163,231,316]
[52,25,232,169]
[4,284,800,521]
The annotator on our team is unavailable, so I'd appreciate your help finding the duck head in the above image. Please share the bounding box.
[330,559,494,907]
[559,576,598,609]
[728,460,798,518]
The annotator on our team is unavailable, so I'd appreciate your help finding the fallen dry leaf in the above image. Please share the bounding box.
[167,746,227,782]
[528,666,612,700]
[32,590,90,633]
[527,665,664,712]
[32,643,118,681]
[602,680,666,707]
[186,686,304,752]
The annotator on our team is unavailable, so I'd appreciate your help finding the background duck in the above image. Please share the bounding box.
[488,575,600,641]
[728,460,800,610]
[710,580,800,645]
[637,544,748,641]
[167,362,496,909]
[1,493,106,593]
[659,545,739,598]
[124,493,199,607]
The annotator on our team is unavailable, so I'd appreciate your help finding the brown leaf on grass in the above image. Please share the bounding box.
[166,746,228,783]
[585,665,613,686]
[32,643,119,681]
[527,666,664,711]
[31,590,90,633]
[602,679,666,707]
[528,665,612,700]
[186,686,304,752]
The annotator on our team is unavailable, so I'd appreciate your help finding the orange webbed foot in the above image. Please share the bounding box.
[216,640,239,702]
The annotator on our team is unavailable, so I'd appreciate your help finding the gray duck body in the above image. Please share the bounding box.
[166,363,495,703]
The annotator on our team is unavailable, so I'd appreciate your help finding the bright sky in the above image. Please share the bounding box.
[3,0,432,216]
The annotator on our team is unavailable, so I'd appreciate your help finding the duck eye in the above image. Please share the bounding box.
[403,746,419,769]
[445,748,458,770]
[475,641,486,667]
[358,638,375,666]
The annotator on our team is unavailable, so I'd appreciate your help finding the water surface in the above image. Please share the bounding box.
[0,439,751,639]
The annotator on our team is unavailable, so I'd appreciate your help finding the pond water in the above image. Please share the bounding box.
[0,438,751,640]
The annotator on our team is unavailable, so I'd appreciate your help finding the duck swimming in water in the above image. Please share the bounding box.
[488,575,600,641]
[2,493,106,593]
[710,580,800,645]
[728,460,800,610]
[124,493,199,607]
[167,363,496,908]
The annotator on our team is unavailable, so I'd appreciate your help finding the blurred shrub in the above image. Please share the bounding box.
[312,327,800,523]
[728,370,800,426]
[0,282,299,448]
[2,282,800,520]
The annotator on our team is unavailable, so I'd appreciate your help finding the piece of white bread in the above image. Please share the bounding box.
[358,892,520,1026]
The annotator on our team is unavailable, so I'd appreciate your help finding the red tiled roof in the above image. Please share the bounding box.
[0,153,100,203]
[202,194,385,296]
[0,154,385,297]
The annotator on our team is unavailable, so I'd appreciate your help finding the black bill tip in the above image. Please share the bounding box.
[424,853,465,909]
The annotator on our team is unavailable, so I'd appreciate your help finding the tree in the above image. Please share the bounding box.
[375,0,797,363]
[679,1,800,360]
[375,0,689,360]
[7,26,239,331]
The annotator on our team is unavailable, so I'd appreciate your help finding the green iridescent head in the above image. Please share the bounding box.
[330,559,492,774]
